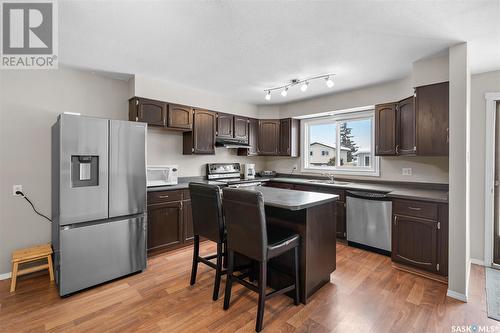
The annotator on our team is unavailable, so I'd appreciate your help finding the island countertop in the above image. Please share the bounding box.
[236,185,339,210]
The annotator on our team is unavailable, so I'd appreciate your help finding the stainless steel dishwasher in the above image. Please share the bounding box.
[346,190,392,255]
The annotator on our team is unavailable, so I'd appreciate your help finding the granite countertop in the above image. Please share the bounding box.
[148,176,448,203]
[268,177,449,203]
[147,178,220,192]
[235,185,339,211]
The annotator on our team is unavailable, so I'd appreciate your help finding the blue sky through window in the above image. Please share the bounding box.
[309,118,372,151]
[309,123,336,146]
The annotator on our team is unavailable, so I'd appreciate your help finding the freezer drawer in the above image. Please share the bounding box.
[58,216,146,296]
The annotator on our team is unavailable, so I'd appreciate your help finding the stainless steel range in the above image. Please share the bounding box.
[206,163,262,188]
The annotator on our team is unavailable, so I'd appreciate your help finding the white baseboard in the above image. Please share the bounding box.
[0,272,12,280]
[470,258,485,266]
[447,289,468,302]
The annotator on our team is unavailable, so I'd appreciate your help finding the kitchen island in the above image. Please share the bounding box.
[236,186,338,304]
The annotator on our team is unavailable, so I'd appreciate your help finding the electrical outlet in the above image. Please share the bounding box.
[402,168,412,176]
[13,185,23,196]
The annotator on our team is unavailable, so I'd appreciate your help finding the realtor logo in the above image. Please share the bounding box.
[1,0,58,69]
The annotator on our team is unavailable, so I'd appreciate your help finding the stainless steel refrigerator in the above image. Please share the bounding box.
[51,114,147,296]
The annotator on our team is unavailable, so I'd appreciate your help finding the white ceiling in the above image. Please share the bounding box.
[59,0,500,105]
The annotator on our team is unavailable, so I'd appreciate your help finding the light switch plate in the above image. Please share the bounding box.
[402,168,412,176]
[13,185,23,196]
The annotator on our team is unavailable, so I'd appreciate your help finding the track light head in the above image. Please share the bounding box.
[281,87,288,97]
[265,91,271,101]
[326,76,334,88]
[300,81,309,92]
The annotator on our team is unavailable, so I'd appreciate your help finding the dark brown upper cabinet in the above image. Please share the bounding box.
[258,119,280,155]
[375,81,449,157]
[168,104,193,130]
[183,109,216,155]
[234,116,249,141]
[129,97,167,126]
[216,113,234,139]
[415,82,449,156]
[397,96,416,156]
[375,103,397,155]
[238,118,258,156]
[279,118,300,157]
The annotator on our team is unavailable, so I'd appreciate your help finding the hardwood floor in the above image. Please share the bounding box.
[0,242,498,332]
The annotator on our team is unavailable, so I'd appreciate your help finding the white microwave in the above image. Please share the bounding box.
[147,165,178,187]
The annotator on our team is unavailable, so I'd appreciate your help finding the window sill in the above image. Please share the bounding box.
[301,167,380,177]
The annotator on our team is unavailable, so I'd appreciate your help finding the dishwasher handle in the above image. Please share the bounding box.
[346,190,391,201]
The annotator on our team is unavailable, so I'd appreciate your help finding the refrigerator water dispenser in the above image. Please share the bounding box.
[71,155,99,187]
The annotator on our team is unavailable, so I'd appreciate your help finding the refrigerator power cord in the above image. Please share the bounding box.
[16,191,52,223]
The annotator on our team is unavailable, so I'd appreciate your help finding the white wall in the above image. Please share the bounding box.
[263,76,450,183]
[133,74,259,118]
[0,67,130,276]
[147,128,266,177]
[469,70,500,262]
[412,52,449,87]
[278,76,413,118]
[447,43,470,301]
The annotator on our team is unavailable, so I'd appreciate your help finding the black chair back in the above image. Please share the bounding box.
[222,188,268,262]
[189,183,224,243]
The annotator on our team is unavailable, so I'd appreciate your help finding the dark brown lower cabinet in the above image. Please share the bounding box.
[392,198,448,276]
[147,190,194,255]
[147,201,183,252]
[334,201,346,239]
[264,181,295,190]
[183,199,194,242]
[392,214,438,272]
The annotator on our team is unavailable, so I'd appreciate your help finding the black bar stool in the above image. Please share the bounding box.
[189,183,226,301]
[222,188,300,332]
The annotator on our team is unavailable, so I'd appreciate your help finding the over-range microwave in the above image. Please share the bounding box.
[147,165,178,187]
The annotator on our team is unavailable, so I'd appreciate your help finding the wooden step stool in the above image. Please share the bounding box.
[10,244,54,292]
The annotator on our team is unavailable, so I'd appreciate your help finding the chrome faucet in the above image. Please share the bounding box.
[322,172,335,182]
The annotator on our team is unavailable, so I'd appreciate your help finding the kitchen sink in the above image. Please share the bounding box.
[307,179,351,185]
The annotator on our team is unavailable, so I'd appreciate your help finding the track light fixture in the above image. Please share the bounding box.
[264,74,335,101]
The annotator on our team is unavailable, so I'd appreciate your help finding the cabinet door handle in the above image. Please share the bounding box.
[446,128,449,143]
[408,207,422,211]
[394,215,398,225]
[158,195,169,199]
[395,145,400,155]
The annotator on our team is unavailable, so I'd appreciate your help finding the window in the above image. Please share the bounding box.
[301,109,379,176]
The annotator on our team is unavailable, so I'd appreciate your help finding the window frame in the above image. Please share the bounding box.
[300,109,380,176]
